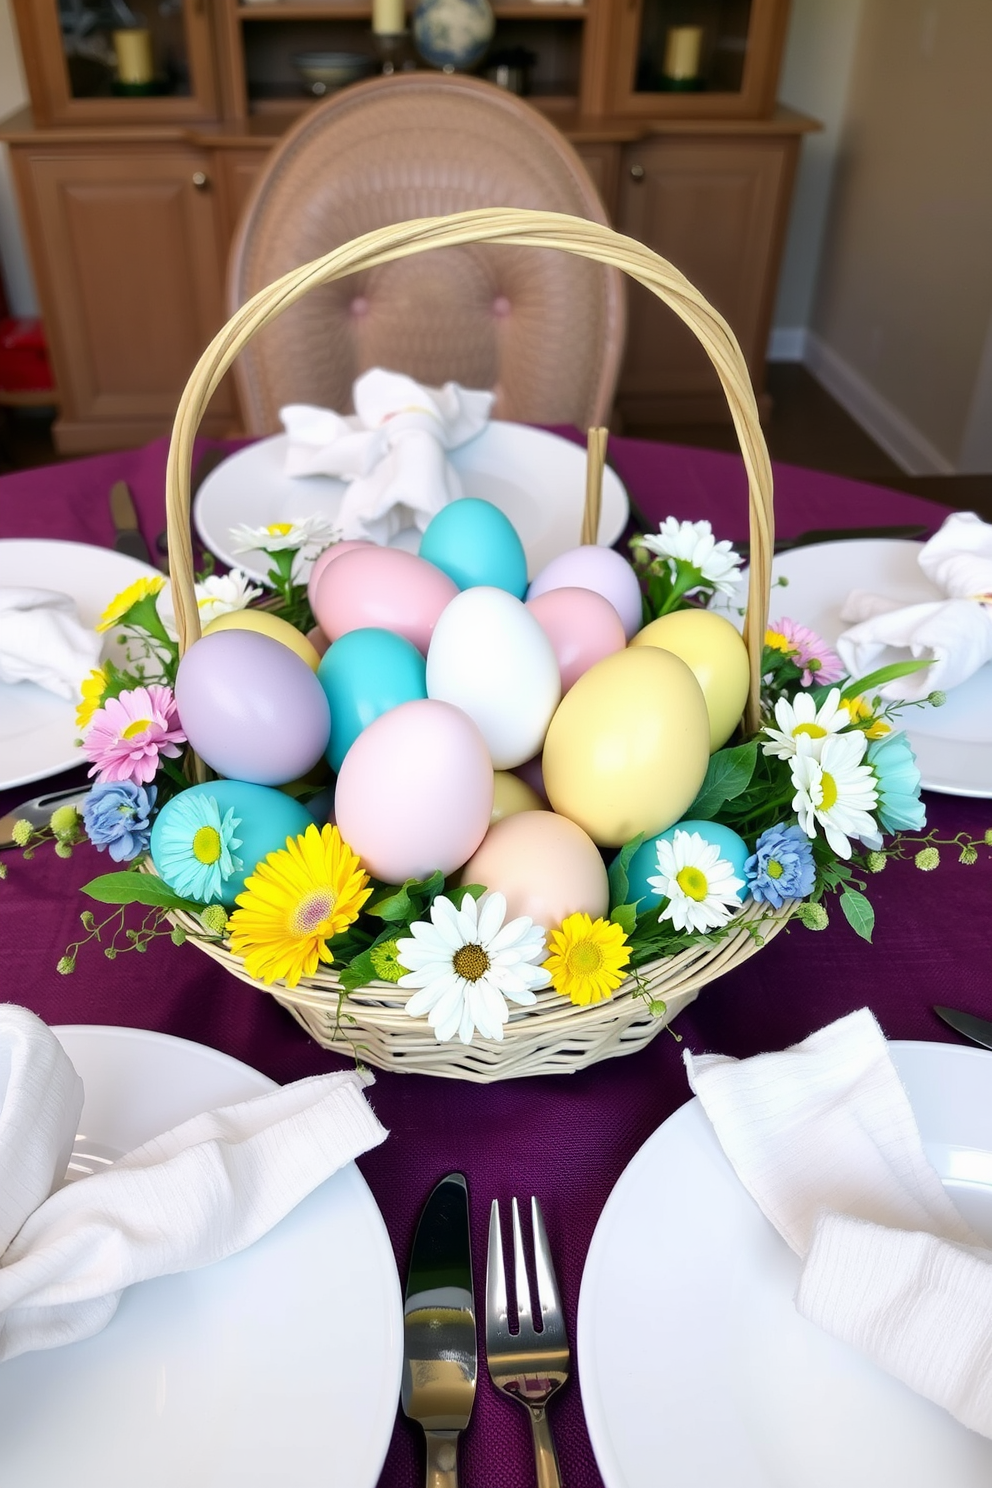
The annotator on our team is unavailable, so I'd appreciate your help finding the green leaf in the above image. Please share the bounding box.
[840,660,932,700]
[687,740,758,820]
[455,883,487,903]
[338,946,377,993]
[608,833,644,909]
[839,888,875,942]
[80,872,201,913]
[610,902,639,936]
[366,869,445,923]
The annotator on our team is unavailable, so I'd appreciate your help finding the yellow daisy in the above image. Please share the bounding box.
[847,694,891,740]
[97,575,166,633]
[227,824,371,988]
[76,666,109,731]
[543,913,631,1007]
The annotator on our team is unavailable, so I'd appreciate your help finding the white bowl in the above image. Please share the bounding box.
[292,52,374,92]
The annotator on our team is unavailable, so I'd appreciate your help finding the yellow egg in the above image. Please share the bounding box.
[542,646,710,847]
[461,810,608,928]
[491,771,544,824]
[630,609,750,752]
[203,609,321,671]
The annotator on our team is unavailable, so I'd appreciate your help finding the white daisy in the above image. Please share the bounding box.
[157,569,264,640]
[229,516,340,556]
[396,892,551,1045]
[790,730,879,859]
[762,687,852,762]
[639,517,743,597]
[647,830,746,934]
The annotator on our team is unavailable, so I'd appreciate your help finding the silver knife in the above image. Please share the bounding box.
[109,480,153,566]
[0,784,91,849]
[933,1006,992,1050]
[402,1172,477,1488]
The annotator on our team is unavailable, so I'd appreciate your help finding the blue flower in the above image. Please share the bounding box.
[154,792,242,904]
[868,731,926,835]
[83,780,156,863]
[744,824,816,907]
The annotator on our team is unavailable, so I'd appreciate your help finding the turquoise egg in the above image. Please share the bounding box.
[150,779,314,908]
[418,498,528,598]
[318,627,428,772]
[618,819,751,910]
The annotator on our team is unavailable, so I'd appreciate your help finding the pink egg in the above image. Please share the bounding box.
[306,540,375,613]
[526,586,627,692]
[527,546,644,639]
[312,547,459,655]
[461,810,609,929]
[334,698,494,882]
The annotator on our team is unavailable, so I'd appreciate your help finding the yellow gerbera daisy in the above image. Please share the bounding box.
[227,824,372,988]
[543,913,631,1007]
[97,575,166,633]
[75,666,109,731]
[847,694,891,740]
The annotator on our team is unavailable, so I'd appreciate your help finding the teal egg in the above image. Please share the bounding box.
[618,819,750,910]
[318,627,428,772]
[419,498,528,598]
[150,779,314,908]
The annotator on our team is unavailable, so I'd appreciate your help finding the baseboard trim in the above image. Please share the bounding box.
[802,332,954,477]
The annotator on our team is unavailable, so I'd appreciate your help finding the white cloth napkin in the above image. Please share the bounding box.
[0,1004,387,1362]
[0,586,102,702]
[281,368,494,544]
[836,512,992,700]
[685,1009,992,1439]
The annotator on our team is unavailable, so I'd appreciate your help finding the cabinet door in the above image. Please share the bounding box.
[573,143,621,223]
[14,146,234,452]
[616,134,797,422]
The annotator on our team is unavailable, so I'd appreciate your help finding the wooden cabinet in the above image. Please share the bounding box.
[2,0,815,452]
[10,145,235,451]
[615,129,801,422]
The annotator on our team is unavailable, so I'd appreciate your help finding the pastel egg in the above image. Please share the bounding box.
[620,819,750,911]
[312,547,458,655]
[526,586,627,692]
[491,771,544,824]
[306,625,331,659]
[461,810,609,928]
[306,539,375,613]
[542,646,710,847]
[174,630,330,786]
[334,698,494,882]
[419,497,528,598]
[317,627,427,773]
[202,608,321,671]
[630,609,750,751]
[149,779,315,908]
[513,753,549,803]
[426,587,560,770]
[527,546,644,639]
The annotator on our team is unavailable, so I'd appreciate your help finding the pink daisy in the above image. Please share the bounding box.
[767,617,845,688]
[83,684,186,785]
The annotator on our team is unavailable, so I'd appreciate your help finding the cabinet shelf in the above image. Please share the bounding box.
[236,3,587,15]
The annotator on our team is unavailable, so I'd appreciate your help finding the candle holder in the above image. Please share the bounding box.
[372,30,412,75]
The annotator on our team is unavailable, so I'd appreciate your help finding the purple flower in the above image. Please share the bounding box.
[83,780,157,863]
[745,824,816,908]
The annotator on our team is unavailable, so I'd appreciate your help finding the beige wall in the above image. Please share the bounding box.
[811,0,992,470]
[0,0,35,312]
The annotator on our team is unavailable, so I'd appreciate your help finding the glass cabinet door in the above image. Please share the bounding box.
[13,0,218,125]
[609,0,790,119]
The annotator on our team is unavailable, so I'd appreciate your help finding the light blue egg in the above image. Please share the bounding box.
[318,627,428,773]
[618,819,751,910]
[150,779,314,908]
[418,498,528,598]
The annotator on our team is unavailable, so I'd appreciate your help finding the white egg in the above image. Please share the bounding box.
[426,587,561,769]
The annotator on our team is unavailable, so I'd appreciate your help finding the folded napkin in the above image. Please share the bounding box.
[836,512,992,700]
[0,587,102,702]
[685,1009,992,1439]
[282,368,494,544]
[0,1004,387,1362]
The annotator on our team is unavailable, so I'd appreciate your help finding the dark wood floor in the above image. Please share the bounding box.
[3,364,990,518]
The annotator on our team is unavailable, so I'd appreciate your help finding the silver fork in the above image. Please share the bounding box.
[486,1197,570,1488]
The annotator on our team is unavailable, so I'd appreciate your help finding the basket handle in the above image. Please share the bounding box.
[166,207,773,731]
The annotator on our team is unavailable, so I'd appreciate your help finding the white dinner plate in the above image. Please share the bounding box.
[193,423,630,582]
[714,539,992,797]
[0,540,163,792]
[578,1041,992,1488]
[0,1026,402,1488]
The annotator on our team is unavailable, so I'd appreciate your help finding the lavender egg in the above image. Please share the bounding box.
[174,629,330,786]
[526,546,644,639]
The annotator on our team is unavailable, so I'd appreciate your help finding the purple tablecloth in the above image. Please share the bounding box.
[2,433,990,1488]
